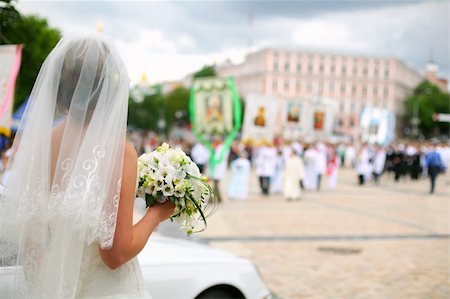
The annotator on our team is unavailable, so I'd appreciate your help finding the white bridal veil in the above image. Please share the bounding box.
[0,34,129,298]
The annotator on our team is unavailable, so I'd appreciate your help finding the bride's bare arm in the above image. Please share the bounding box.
[100,143,175,269]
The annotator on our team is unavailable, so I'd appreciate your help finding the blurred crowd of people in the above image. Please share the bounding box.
[1,128,448,198]
[125,130,450,202]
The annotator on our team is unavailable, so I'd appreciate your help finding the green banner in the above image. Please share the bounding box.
[189,77,242,176]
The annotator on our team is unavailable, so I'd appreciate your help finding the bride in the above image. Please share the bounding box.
[0,34,174,298]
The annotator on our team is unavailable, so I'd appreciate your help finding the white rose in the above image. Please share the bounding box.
[139,165,150,178]
[174,184,186,198]
[161,184,174,197]
[157,142,170,153]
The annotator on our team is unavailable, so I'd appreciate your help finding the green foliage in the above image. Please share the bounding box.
[128,86,191,135]
[405,80,450,137]
[0,0,20,35]
[193,65,216,79]
[128,63,220,133]
[164,87,190,134]
[0,3,61,110]
[128,92,164,131]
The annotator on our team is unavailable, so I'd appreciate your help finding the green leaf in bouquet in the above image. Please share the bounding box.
[187,194,207,232]
[145,193,156,208]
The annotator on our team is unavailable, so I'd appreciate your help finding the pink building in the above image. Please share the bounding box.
[217,48,423,138]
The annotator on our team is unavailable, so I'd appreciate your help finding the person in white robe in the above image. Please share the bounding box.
[315,143,327,191]
[372,146,386,184]
[291,140,303,156]
[283,150,305,201]
[302,145,319,191]
[209,139,229,203]
[326,148,340,190]
[255,142,278,195]
[270,149,285,194]
[345,144,356,168]
[228,151,251,200]
[356,144,372,185]
[191,141,210,174]
[437,142,450,186]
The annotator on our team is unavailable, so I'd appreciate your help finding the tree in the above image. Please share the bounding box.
[405,80,450,138]
[128,85,191,136]
[193,65,216,78]
[1,2,61,110]
[0,0,20,37]
[128,92,164,132]
[164,86,190,134]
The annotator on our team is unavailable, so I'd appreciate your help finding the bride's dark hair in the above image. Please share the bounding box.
[56,38,110,117]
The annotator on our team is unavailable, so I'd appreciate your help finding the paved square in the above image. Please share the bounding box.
[200,169,450,299]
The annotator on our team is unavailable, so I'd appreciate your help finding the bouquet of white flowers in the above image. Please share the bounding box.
[136,143,216,235]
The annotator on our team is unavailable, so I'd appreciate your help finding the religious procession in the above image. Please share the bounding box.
[124,131,450,204]
[1,2,449,298]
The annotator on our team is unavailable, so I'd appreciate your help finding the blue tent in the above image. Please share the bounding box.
[12,98,28,132]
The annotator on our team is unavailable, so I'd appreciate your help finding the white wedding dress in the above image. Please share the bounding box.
[39,219,151,299]
[74,190,151,298]
[0,35,153,298]
[35,180,152,298]
[76,239,150,298]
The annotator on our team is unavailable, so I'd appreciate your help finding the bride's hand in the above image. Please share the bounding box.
[149,200,176,222]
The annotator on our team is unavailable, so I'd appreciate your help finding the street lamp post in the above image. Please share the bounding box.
[411,88,432,138]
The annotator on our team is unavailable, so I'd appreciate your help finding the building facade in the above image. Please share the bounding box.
[217,48,424,138]
[424,62,448,92]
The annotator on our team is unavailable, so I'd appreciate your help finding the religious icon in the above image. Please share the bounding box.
[254,106,266,127]
[313,111,325,130]
[287,103,300,123]
[206,94,224,122]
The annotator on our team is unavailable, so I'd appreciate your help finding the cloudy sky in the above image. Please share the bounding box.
[17,0,449,85]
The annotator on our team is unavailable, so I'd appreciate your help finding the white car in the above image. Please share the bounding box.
[140,234,273,299]
[0,234,273,299]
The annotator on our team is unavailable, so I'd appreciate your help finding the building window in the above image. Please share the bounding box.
[353,66,357,76]
[319,82,324,95]
[285,62,290,72]
[374,67,379,79]
[284,80,289,91]
[296,80,301,93]
[320,64,324,73]
[363,67,368,78]
[362,85,367,97]
[308,63,313,73]
[342,65,347,75]
[274,62,279,71]
[339,101,344,112]
[330,82,335,93]
[331,64,336,74]
[307,81,312,92]
[296,62,301,73]
[373,86,378,97]
[384,86,389,97]
[272,79,277,90]
[340,83,346,94]
[352,84,357,96]
[385,69,390,79]
[350,102,355,113]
